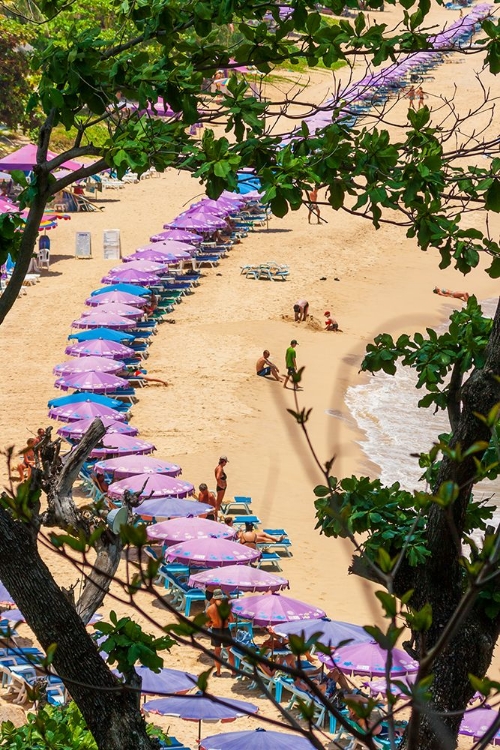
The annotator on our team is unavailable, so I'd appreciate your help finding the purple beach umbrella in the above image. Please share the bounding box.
[144,694,258,743]
[81,302,144,319]
[49,401,127,423]
[71,311,135,330]
[460,708,500,744]
[230,592,326,626]
[115,666,198,695]
[53,356,124,376]
[54,371,130,393]
[108,473,194,500]
[124,250,181,264]
[319,641,419,677]
[112,259,168,274]
[166,537,260,567]
[189,565,289,594]
[85,290,147,308]
[271,618,373,648]
[363,675,415,700]
[147,517,237,544]
[134,241,194,257]
[65,339,136,361]
[90,434,155,458]
[0,581,15,606]
[133,497,212,519]
[167,213,227,231]
[155,229,203,242]
[101,268,162,286]
[200,729,317,750]
[57,417,139,440]
[94,455,181,479]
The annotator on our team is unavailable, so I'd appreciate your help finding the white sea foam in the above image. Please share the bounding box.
[344,298,500,525]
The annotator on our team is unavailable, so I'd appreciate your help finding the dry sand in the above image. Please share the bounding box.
[0,4,499,745]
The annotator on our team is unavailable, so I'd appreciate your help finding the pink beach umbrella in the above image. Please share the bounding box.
[58,417,139,440]
[134,497,213,519]
[0,143,85,172]
[65,339,136,361]
[147,517,237,544]
[85,290,147,308]
[80,302,144,319]
[319,641,419,677]
[166,537,261,567]
[71,311,135,330]
[189,565,289,594]
[94,455,181,479]
[108,473,194,500]
[230,592,326,625]
[54,371,130,393]
[155,229,202,242]
[53,356,124,376]
[101,268,162,286]
[90,434,155,458]
[48,401,127,423]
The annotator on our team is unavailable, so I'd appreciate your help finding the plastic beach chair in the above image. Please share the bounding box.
[221,496,252,514]
[255,552,283,571]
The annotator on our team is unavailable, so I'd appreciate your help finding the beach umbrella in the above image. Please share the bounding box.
[230,593,326,626]
[80,302,144,319]
[54,371,130,394]
[136,239,195,255]
[65,339,136,361]
[114,666,198,695]
[85,290,147,308]
[459,708,500,744]
[319,641,419,677]
[68,327,136,343]
[0,197,19,214]
[134,497,213,520]
[48,392,124,409]
[363,675,414,700]
[0,143,85,172]
[101,268,162,286]
[167,213,227,231]
[90,434,155,458]
[166,537,260,567]
[49,401,127,423]
[108,473,194,500]
[271,618,373,648]
[112,259,168,274]
[155,229,202,242]
[131,247,192,262]
[200,728,317,750]
[144,693,258,742]
[53,357,124,376]
[71,312,135,330]
[0,581,15,606]
[94,455,181,479]
[57,417,139,440]
[147,517,237,544]
[91,284,151,297]
[124,250,177,264]
[189,565,289,594]
[187,200,228,217]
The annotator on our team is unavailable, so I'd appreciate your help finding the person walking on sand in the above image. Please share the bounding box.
[307,187,320,224]
[214,456,228,512]
[283,340,298,390]
[206,589,235,676]
[405,85,416,110]
[293,299,309,322]
[416,86,426,109]
[256,350,282,381]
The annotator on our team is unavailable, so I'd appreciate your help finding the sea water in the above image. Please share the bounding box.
[343,297,500,525]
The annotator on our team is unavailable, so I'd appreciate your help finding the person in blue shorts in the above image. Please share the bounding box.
[256,350,282,381]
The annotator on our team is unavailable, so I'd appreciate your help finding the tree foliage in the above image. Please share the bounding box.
[0,18,38,131]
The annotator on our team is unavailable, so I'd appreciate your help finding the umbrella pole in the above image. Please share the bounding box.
[198,720,202,744]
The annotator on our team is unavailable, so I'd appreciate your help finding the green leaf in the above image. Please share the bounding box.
[485,179,500,212]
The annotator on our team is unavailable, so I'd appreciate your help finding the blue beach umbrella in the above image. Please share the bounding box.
[91,284,151,297]
[200,729,317,750]
[68,328,136,343]
[47,392,124,409]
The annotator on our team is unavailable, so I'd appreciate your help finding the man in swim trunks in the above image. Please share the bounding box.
[198,483,218,520]
[206,588,235,676]
[256,350,282,381]
[283,340,298,390]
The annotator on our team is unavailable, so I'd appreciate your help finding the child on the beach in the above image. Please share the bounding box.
[324,311,340,331]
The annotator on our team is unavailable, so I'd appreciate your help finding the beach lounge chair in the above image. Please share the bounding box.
[221,496,252,514]
[233,515,260,526]
[259,529,293,556]
[195,255,220,267]
[255,552,283,571]
[167,574,206,616]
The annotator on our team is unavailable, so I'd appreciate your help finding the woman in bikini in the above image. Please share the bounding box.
[214,456,228,515]
[239,522,285,549]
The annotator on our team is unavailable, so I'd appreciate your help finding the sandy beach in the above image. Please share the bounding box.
[1,3,499,744]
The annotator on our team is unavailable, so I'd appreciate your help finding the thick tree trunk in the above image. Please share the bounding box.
[0,509,155,750]
[405,298,500,750]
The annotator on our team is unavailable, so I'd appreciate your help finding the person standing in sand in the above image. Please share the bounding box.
[256,350,282,381]
[405,85,416,110]
[293,300,309,322]
[206,588,235,676]
[198,483,218,520]
[416,86,426,109]
[214,456,228,512]
[307,187,320,224]
[283,340,298,390]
